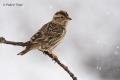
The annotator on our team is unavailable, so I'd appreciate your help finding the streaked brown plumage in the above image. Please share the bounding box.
[17,10,71,59]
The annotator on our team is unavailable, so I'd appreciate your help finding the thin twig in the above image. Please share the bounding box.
[0,37,27,46]
[0,37,77,80]
[43,51,77,80]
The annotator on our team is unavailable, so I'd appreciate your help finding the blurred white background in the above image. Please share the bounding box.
[0,0,120,80]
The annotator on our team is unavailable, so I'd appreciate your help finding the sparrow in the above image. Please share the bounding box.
[17,10,72,59]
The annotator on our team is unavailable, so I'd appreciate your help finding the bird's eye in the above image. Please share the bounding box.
[61,16,64,18]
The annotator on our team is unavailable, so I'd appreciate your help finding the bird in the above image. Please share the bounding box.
[17,10,72,59]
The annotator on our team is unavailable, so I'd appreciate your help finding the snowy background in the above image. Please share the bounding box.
[0,0,120,80]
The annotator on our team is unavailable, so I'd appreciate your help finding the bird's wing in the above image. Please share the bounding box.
[42,22,66,48]
[30,22,66,49]
[30,23,48,43]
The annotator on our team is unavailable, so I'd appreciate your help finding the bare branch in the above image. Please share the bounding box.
[0,37,28,46]
[0,37,77,80]
[43,51,77,80]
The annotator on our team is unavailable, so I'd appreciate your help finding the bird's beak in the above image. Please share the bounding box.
[67,17,72,20]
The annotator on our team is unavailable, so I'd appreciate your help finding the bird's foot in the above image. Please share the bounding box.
[42,50,58,60]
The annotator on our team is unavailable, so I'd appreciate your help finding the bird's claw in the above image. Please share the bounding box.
[0,37,6,43]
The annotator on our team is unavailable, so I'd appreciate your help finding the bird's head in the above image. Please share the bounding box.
[52,10,72,26]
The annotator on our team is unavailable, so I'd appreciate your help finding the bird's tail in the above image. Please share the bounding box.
[17,46,31,56]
